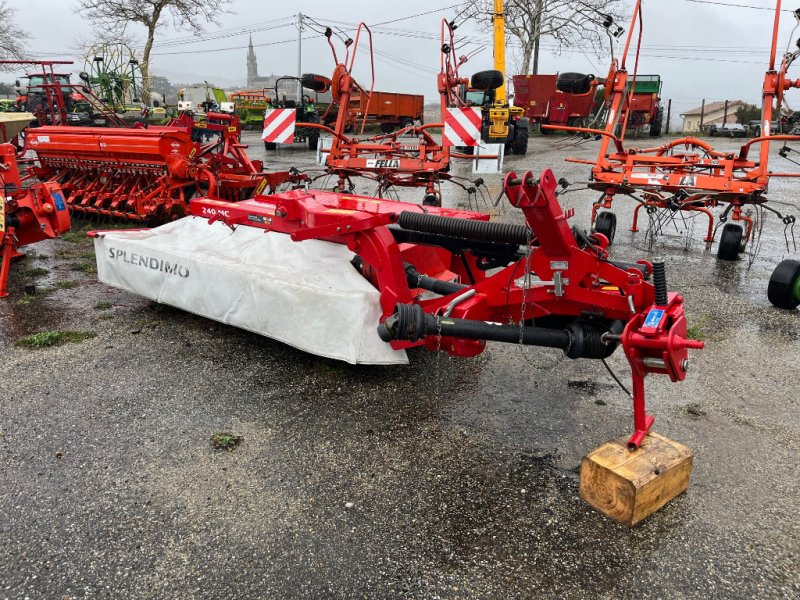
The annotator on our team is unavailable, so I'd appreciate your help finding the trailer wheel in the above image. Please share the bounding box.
[717,223,743,261]
[471,70,504,91]
[767,259,800,309]
[380,122,395,134]
[594,211,617,244]
[264,141,277,151]
[540,120,554,136]
[511,119,529,155]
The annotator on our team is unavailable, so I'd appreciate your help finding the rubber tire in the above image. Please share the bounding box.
[650,106,664,137]
[422,194,441,207]
[471,70,504,91]
[300,73,330,93]
[511,120,529,155]
[754,126,761,137]
[264,141,277,151]
[594,211,617,244]
[717,223,744,261]
[767,259,800,309]
[380,122,395,134]
[540,120,554,136]
[305,114,320,150]
[556,72,594,95]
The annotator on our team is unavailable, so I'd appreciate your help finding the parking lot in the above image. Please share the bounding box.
[1,134,798,598]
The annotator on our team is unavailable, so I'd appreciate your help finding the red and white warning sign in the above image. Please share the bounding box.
[443,107,482,147]
[261,109,296,144]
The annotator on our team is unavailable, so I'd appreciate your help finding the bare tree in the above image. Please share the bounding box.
[462,0,628,75]
[0,1,29,70]
[75,0,231,102]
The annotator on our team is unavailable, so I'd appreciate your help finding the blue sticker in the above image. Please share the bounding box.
[52,191,66,212]
[643,308,665,329]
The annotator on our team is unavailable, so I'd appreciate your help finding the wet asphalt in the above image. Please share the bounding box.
[0,133,798,599]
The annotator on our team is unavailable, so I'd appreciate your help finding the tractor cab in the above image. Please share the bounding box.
[263,74,331,151]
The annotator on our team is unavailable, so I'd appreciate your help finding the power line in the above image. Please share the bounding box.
[681,0,793,11]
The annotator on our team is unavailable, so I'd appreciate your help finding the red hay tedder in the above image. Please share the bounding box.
[545,0,800,309]
[292,20,501,206]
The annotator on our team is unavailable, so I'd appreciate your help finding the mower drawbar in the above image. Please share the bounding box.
[378,303,621,360]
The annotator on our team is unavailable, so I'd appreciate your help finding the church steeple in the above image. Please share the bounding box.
[247,35,258,87]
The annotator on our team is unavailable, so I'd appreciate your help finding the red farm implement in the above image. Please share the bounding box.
[292,20,500,206]
[1,60,306,223]
[512,73,599,131]
[1,143,70,297]
[93,166,703,449]
[544,0,800,308]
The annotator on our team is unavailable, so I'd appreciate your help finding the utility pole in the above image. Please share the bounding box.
[297,12,304,102]
[532,0,543,74]
[723,99,729,125]
[666,99,672,134]
[699,98,706,133]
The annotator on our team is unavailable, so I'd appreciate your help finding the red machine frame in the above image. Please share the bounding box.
[1,143,70,297]
[185,168,703,449]
[546,0,800,260]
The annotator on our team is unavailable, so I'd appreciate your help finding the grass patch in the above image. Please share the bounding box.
[54,280,80,290]
[686,315,709,341]
[15,280,81,305]
[70,261,97,273]
[210,432,241,451]
[18,267,49,279]
[94,301,113,310]
[15,330,96,349]
[60,225,94,244]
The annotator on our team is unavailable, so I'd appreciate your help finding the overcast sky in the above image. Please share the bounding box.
[8,0,799,119]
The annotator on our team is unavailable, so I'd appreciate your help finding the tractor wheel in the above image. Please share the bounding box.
[767,259,800,309]
[717,223,744,261]
[264,141,277,151]
[305,114,320,150]
[511,120,529,155]
[594,211,617,244]
[650,106,664,137]
[471,69,504,91]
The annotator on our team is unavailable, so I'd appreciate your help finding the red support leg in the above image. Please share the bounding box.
[0,228,16,298]
[627,373,654,450]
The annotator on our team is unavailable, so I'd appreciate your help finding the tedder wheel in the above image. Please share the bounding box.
[717,223,744,261]
[264,141,277,151]
[767,259,800,309]
[594,211,617,244]
[471,69,504,91]
[511,119,529,155]
[422,194,441,207]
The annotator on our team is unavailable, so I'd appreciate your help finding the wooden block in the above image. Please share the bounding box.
[579,432,693,527]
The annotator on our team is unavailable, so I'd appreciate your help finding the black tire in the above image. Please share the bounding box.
[401,118,414,130]
[650,106,664,137]
[422,194,441,207]
[767,259,800,309]
[471,69,504,91]
[556,72,594,95]
[300,73,331,93]
[594,211,617,244]
[511,119,529,155]
[380,122,395,134]
[717,223,743,261]
[540,120,554,136]
[754,126,761,137]
[304,114,320,150]
[264,141,277,150]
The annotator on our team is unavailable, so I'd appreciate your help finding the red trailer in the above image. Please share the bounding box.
[346,90,425,132]
[512,73,598,131]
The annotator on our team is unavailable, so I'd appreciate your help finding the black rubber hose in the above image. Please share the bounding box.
[404,264,467,296]
[398,211,532,246]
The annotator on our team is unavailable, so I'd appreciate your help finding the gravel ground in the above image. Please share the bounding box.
[0,133,798,599]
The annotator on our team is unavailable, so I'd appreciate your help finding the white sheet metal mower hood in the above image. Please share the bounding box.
[93,217,408,365]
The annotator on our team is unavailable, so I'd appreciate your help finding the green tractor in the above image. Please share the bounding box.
[264,74,331,151]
